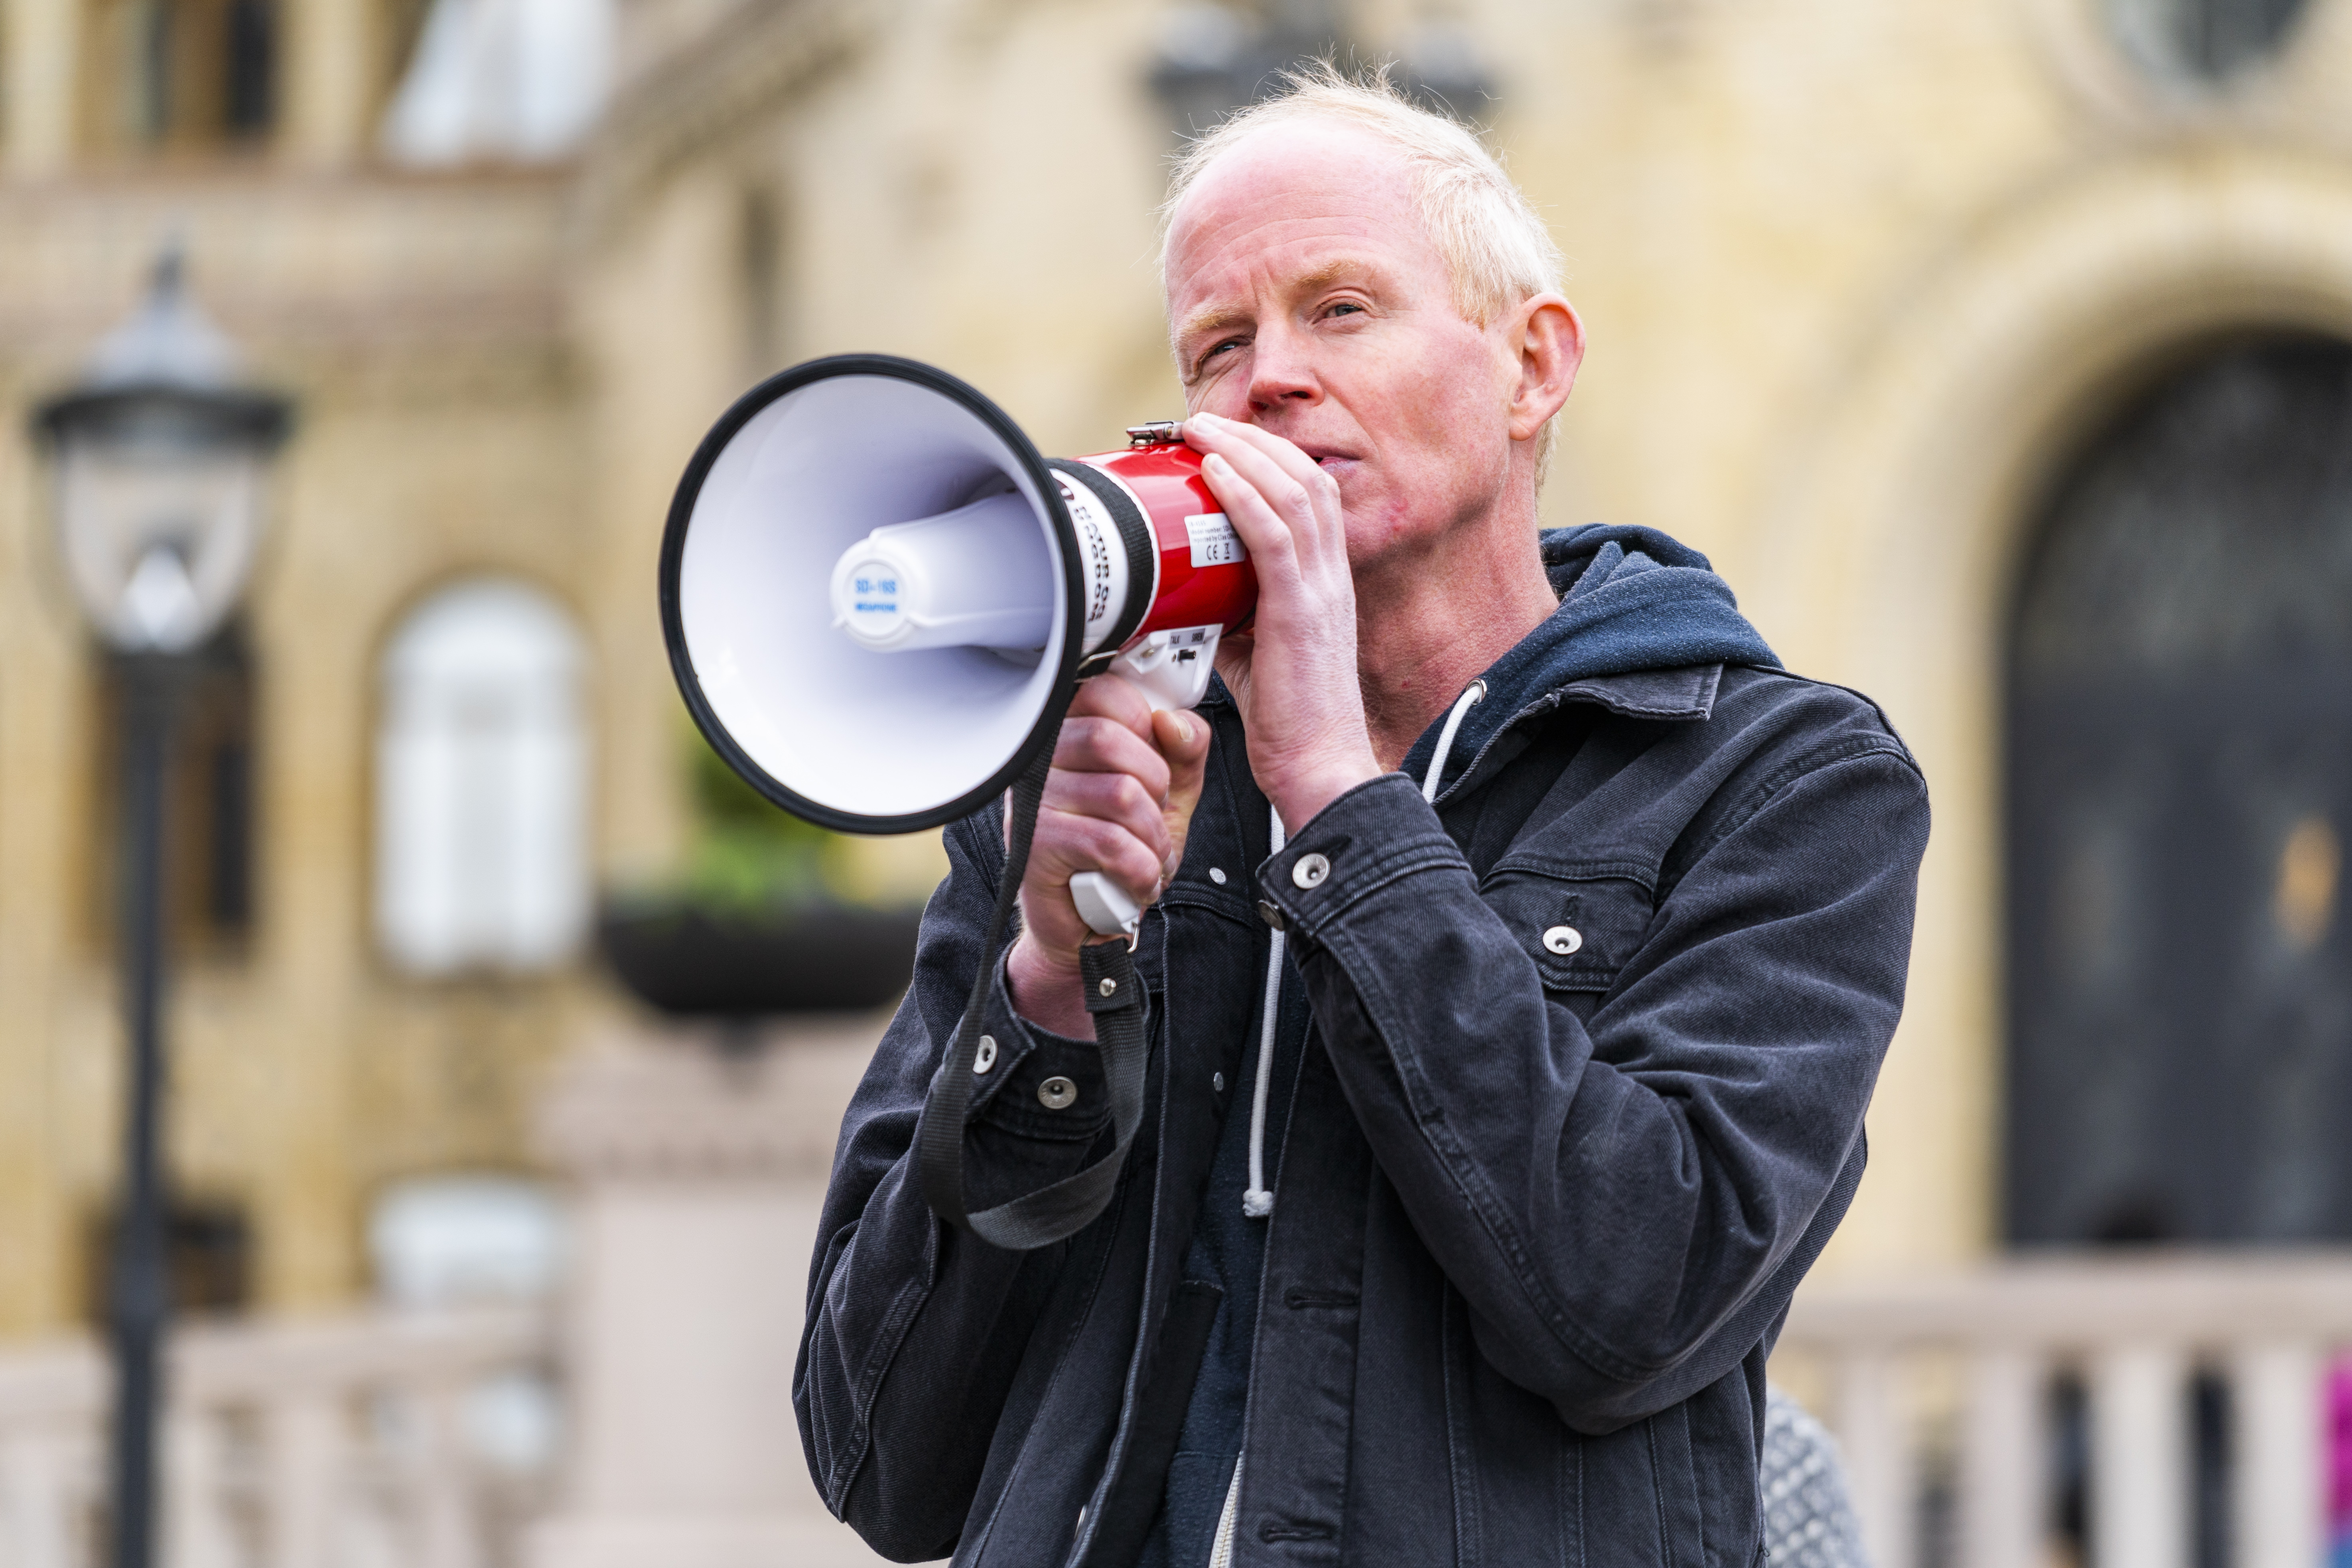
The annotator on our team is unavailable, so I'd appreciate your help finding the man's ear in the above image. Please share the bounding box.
[1507,293,1584,442]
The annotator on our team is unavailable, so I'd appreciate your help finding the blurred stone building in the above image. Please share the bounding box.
[3,0,2352,1371]
[0,0,599,1336]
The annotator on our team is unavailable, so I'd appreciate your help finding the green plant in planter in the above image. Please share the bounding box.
[679,736,853,914]
[596,734,926,1016]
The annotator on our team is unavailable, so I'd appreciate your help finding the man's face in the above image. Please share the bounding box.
[1163,122,1536,569]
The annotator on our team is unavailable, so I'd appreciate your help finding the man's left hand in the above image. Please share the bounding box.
[1186,411,1382,828]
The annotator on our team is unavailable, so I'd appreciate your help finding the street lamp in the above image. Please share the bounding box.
[30,247,292,1568]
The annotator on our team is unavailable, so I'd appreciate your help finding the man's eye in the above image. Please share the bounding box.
[1325,301,1365,319]
[1197,337,1244,371]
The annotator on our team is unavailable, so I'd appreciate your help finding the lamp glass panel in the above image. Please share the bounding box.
[53,408,266,652]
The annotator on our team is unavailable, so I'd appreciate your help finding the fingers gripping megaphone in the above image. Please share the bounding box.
[658,354,1258,938]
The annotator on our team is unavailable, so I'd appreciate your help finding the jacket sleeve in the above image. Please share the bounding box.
[1255,737,1928,1435]
[793,804,1121,1561]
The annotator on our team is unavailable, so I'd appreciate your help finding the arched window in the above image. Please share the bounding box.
[2007,333,2352,1246]
[83,0,279,152]
[369,1174,564,1308]
[377,0,613,165]
[2104,0,2311,83]
[368,1174,564,1468]
[375,577,588,976]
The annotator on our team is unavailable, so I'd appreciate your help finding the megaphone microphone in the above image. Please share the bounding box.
[659,353,1256,938]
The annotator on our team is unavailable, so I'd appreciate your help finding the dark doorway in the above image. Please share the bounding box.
[84,1199,253,1323]
[91,621,259,959]
[90,0,280,152]
[2007,331,2352,1247]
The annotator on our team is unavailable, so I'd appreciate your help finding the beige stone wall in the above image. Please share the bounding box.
[0,175,611,1330]
[570,0,2352,1282]
[6,0,2352,1336]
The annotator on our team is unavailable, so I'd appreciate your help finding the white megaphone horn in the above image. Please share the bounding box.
[658,354,1258,937]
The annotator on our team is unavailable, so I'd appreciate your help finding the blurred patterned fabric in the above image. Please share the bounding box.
[2330,1359,2352,1566]
[1761,1387,1870,1568]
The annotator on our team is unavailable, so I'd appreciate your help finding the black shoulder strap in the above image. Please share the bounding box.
[914,738,1150,1250]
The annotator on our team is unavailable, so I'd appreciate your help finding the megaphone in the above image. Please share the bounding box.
[658,353,1257,936]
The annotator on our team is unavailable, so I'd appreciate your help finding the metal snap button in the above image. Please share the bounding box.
[1257,899,1287,931]
[1209,866,1227,885]
[1038,1076,1078,1110]
[1098,976,1117,997]
[973,1035,998,1075]
[1543,925,1583,956]
[1292,853,1331,890]
[1213,1072,1226,1093]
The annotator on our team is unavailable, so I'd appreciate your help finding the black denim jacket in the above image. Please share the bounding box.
[797,661,1929,1567]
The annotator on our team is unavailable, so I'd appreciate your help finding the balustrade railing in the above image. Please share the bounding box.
[1774,1252,2352,1568]
[0,1307,552,1568]
[4,1255,2347,1568]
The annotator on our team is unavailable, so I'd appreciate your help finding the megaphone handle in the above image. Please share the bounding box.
[1059,624,1224,937]
[1070,872,1143,938]
[1108,625,1221,713]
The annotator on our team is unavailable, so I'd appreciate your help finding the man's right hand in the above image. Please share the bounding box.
[1004,673,1212,1037]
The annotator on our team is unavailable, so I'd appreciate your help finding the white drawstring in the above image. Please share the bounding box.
[1216,680,1491,1566]
[1239,678,1486,1223]
[1423,679,1485,802]
[1209,1455,1244,1567]
[1241,806,1284,1218]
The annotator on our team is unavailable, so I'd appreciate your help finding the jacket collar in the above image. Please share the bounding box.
[1425,663,1724,813]
[1555,661,1723,722]
[1204,662,1722,718]
[1196,662,1724,742]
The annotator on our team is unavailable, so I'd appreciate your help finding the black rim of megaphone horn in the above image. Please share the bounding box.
[657,353,1085,836]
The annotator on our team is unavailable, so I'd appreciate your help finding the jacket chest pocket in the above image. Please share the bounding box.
[1478,866,1656,1000]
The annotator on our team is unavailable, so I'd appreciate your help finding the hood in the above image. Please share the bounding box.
[1398,524,1780,795]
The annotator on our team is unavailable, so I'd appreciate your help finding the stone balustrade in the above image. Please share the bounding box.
[1776,1252,2352,1568]
[8,1102,2350,1568]
[0,1306,550,1568]
[0,1015,916,1568]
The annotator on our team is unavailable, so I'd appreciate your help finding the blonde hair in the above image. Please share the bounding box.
[1160,61,1563,331]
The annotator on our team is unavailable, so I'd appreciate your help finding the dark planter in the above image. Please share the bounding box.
[597,900,923,1018]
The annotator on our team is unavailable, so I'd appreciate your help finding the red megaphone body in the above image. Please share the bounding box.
[847,423,1259,712]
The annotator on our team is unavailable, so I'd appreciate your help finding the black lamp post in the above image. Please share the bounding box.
[30,249,292,1568]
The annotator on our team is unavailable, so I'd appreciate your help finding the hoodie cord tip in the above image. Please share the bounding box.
[1422,679,1487,803]
[1242,1189,1274,1218]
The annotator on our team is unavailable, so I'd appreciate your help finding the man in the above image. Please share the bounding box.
[797,67,1927,1567]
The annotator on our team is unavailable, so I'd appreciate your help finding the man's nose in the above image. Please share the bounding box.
[1246,323,1321,413]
